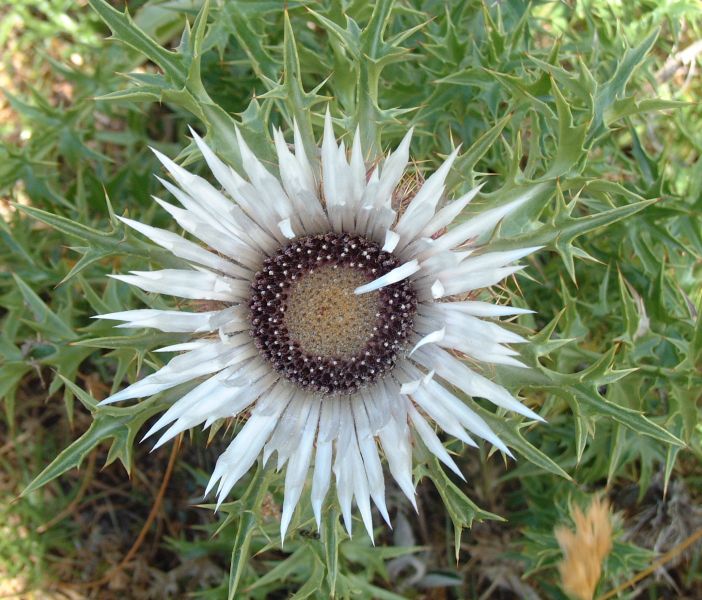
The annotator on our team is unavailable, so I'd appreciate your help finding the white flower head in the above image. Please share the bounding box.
[96,111,544,543]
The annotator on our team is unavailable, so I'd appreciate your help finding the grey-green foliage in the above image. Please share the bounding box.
[1,0,700,597]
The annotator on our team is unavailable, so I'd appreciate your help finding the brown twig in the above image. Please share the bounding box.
[67,434,182,590]
[597,525,702,600]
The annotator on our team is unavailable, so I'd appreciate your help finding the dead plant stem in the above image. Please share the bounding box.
[598,525,702,599]
[67,434,182,590]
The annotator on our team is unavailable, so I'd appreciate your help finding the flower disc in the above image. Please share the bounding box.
[249,233,417,394]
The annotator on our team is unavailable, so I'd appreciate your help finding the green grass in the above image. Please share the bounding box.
[1,0,701,598]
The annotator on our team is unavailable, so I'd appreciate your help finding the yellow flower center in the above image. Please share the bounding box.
[284,264,379,359]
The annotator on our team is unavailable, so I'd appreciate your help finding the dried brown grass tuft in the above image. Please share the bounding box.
[555,496,613,600]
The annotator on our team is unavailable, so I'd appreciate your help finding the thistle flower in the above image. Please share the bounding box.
[96,112,543,542]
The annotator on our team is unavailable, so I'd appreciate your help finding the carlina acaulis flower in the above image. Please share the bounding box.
[95,109,545,543]
[555,496,614,600]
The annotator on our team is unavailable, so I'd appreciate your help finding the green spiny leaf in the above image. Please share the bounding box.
[88,0,186,84]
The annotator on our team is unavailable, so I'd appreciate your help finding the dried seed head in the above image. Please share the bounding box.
[555,496,613,600]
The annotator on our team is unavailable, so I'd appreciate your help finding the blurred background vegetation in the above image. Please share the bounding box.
[0,0,701,598]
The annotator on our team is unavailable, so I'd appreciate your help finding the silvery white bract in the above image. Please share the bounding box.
[96,111,544,543]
